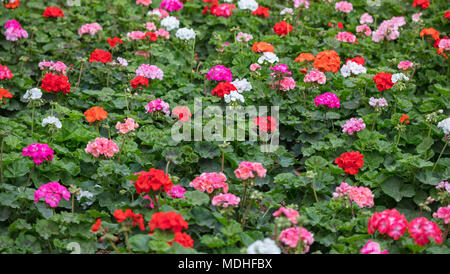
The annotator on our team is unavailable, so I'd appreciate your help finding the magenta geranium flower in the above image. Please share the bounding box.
[22,143,54,165]
[34,181,70,208]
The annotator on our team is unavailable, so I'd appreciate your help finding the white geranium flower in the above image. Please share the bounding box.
[237,0,258,11]
[258,52,279,64]
[175,28,196,41]
[340,61,366,78]
[231,78,252,93]
[224,90,245,104]
[247,238,281,254]
[23,88,42,101]
[437,117,450,135]
[391,73,409,83]
[161,16,180,31]
[42,116,62,129]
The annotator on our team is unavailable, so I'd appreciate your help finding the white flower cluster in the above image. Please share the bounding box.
[231,78,252,93]
[437,117,450,135]
[391,73,409,83]
[224,90,245,104]
[247,238,281,254]
[77,190,95,209]
[223,0,233,2]
[258,52,279,64]
[280,8,294,15]
[42,116,62,129]
[237,0,258,11]
[175,27,196,41]
[161,16,180,31]
[23,88,42,101]
[340,61,366,78]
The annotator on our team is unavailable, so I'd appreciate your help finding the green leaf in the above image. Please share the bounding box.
[381,177,416,202]
[305,156,328,169]
[129,234,152,253]
[185,191,210,206]
[34,219,59,240]
[4,159,30,178]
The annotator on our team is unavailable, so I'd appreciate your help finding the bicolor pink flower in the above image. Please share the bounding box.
[145,99,170,116]
[335,32,357,43]
[234,161,267,180]
[304,70,326,84]
[342,118,366,135]
[38,60,68,75]
[212,193,240,207]
[168,185,187,199]
[433,206,450,224]
[136,64,164,80]
[34,181,70,208]
[78,23,102,36]
[127,31,146,40]
[0,64,13,80]
[190,172,228,194]
[360,240,388,254]
[408,217,442,246]
[368,209,408,240]
[116,118,139,134]
[348,186,374,208]
[356,24,372,36]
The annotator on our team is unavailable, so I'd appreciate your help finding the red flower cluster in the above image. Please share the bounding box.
[131,76,149,89]
[328,22,344,29]
[114,209,146,231]
[273,21,293,36]
[335,151,364,175]
[346,56,365,65]
[89,49,112,64]
[170,232,194,248]
[445,11,450,19]
[134,168,173,194]
[412,0,430,9]
[408,217,442,246]
[252,6,269,18]
[368,209,408,240]
[253,116,277,133]
[399,114,410,124]
[203,0,235,18]
[373,72,394,92]
[41,72,71,94]
[144,32,158,42]
[0,88,13,104]
[211,82,236,98]
[91,219,102,232]
[43,7,64,18]
[107,37,123,48]
[148,211,188,233]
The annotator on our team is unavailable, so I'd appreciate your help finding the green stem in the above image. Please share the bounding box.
[76,62,84,88]
[396,132,402,147]
[24,164,35,192]
[31,105,35,136]
[311,180,319,203]
[109,239,120,253]
[124,232,132,253]
[71,195,74,214]
[423,125,432,159]
[432,139,448,172]
[0,137,4,184]
[165,160,171,175]
[371,112,378,131]
[117,135,127,162]
[221,150,225,173]
[241,198,253,228]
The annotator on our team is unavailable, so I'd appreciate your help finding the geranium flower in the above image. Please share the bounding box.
[107,37,123,47]
[273,21,293,36]
[84,106,108,123]
[373,72,394,92]
[335,151,364,175]
[148,211,188,233]
[251,41,274,53]
[89,49,112,63]
[252,6,269,18]
[313,50,341,73]
[135,168,173,194]
[43,7,64,18]
[172,106,192,122]
[130,76,149,89]
[41,73,71,94]
[34,181,70,208]
[0,88,12,103]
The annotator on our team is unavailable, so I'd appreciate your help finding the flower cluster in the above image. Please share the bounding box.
[372,16,406,42]
[224,90,245,104]
[0,64,13,79]
[253,116,277,133]
[237,0,258,11]
[3,19,28,41]
[42,116,62,129]
[0,88,12,103]
[212,193,241,207]
[360,13,373,24]
[231,78,252,93]
[333,182,374,208]
[23,143,54,165]
[168,185,187,199]
[175,28,196,40]
[23,88,42,101]
[273,21,293,36]
[145,99,170,116]
[314,92,340,109]
[368,209,408,240]
[89,49,112,63]
[356,24,372,36]
[114,209,145,230]
[78,23,102,36]
[335,1,353,13]
[252,41,274,53]
[38,60,68,75]
[206,65,233,82]
[190,172,229,193]
[34,182,70,208]
[293,0,309,9]
[278,227,314,253]
[408,217,442,246]
[342,118,366,135]
[131,76,149,89]
[41,73,71,94]
[136,64,164,80]
[211,82,237,98]
[149,211,188,233]
[160,16,180,31]
[84,106,108,123]
[412,0,430,9]
[258,52,279,64]
[369,97,388,109]
[116,118,139,134]
[398,60,413,70]
[391,73,409,83]
[373,72,394,91]
[252,6,269,18]
[437,118,450,135]
[172,106,192,122]
[160,0,183,12]
[43,7,64,18]
[270,64,292,77]
[236,32,253,42]
[335,151,364,175]
[234,161,267,180]
[360,240,388,254]
[148,8,170,19]
[313,50,341,73]
[135,168,173,194]
[272,77,296,91]
[107,37,123,48]
[247,238,281,254]
[340,61,366,77]
[85,138,119,158]
[273,207,300,224]
[304,70,326,85]
[335,32,357,43]
[433,206,450,224]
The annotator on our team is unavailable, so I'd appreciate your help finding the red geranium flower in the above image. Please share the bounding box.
[337,22,344,29]
[444,11,450,19]
[253,116,277,133]
[273,21,293,36]
[252,6,269,18]
[211,82,236,98]
[41,72,71,94]
[114,209,145,231]
[89,49,112,64]
[412,0,430,9]
[43,7,64,18]
[346,56,365,66]
[0,88,13,103]
[107,37,123,48]
[399,114,410,124]
[131,76,149,89]
[210,3,236,18]
[335,151,364,175]
[91,219,102,232]
[144,32,158,42]
[148,211,188,233]
[135,168,173,194]
[170,232,194,248]
[373,72,394,92]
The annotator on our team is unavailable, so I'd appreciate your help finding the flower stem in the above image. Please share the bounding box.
[71,195,74,214]
[31,105,35,136]
[241,197,253,228]
[124,232,132,253]
[165,160,171,175]
[221,149,225,173]
[24,164,35,192]
[371,112,378,131]
[432,139,448,172]
[109,239,120,253]
[117,136,126,162]
[76,62,84,88]
[396,132,402,147]
[311,179,319,203]
[423,125,432,159]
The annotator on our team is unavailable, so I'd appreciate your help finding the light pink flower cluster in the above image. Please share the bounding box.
[190,172,229,194]
[136,64,164,80]
[408,217,442,246]
[433,206,450,224]
[4,19,28,41]
[168,185,187,199]
[206,65,233,82]
[85,138,119,158]
[278,227,314,253]
[335,32,357,43]
[342,118,366,135]
[234,161,267,180]
[137,0,152,6]
[78,23,102,36]
[398,61,413,70]
[369,97,388,108]
[359,13,373,24]
[368,209,408,240]
[127,30,146,40]
[348,186,374,208]
[412,12,422,22]
[144,22,157,32]
[332,182,352,198]
[270,64,292,77]
[116,118,139,134]
[314,93,340,109]
[250,63,261,71]
[304,70,326,84]
[356,24,372,36]
[212,193,240,207]
[372,16,406,42]
[436,181,450,193]
[156,28,170,39]
[160,0,183,12]
[38,60,68,75]
[273,77,296,91]
[148,8,170,19]
[438,39,450,51]
[273,207,300,224]
[293,0,309,9]
[360,240,388,254]
[335,1,353,13]
[236,32,253,42]
[23,143,54,165]
[34,181,70,208]
[145,99,170,116]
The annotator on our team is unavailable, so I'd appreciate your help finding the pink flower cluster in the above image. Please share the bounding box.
[38,60,68,75]
[436,181,450,193]
[368,209,408,240]
[342,118,366,135]
[116,118,139,134]
[250,63,261,71]
[160,0,183,12]
[23,143,54,165]
[78,23,102,36]
[408,217,442,246]
[333,182,374,208]
[168,185,187,199]
[335,1,353,13]
[145,99,170,116]
[360,240,388,254]
[273,207,300,224]
[136,64,164,80]
[190,172,229,194]
[234,161,267,180]
[144,22,157,32]
[136,0,152,6]
[304,70,326,85]
[148,8,170,19]
[356,24,372,36]
[412,12,422,22]
[433,206,450,224]
[314,93,340,109]
[127,30,146,40]
[332,182,351,198]
[34,181,70,208]
[278,227,314,253]
[4,19,28,41]
[438,39,450,51]
[398,60,413,70]
[372,16,406,42]
[156,28,170,40]
[0,65,13,80]
[212,193,240,207]
[272,77,296,91]
[359,13,373,24]
[335,32,357,43]
[236,32,253,42]
[85,138,119,158]
[206,65,233,82]
[369,97,388,108]
[270,64,292,77]
[293,0,309,9]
